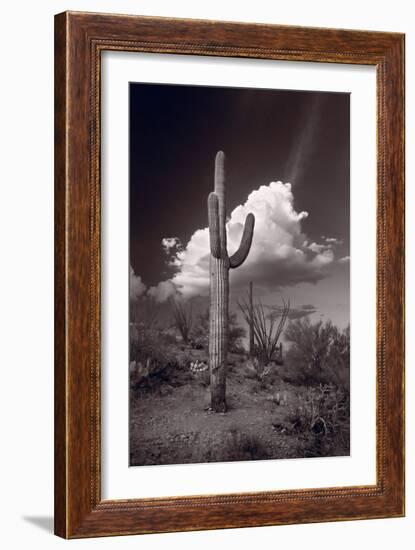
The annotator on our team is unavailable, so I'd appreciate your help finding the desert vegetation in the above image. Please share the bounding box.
[238,287,289,378]
[129,292,350,466]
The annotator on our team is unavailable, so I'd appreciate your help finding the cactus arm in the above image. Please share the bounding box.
[229,213,255,269]
[208,192,221,258]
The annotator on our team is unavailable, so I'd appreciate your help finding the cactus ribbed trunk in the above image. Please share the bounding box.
[209,257,229,412]
[208,151,255,412]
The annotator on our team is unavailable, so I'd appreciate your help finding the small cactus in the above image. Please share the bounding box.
[208,151,255,412]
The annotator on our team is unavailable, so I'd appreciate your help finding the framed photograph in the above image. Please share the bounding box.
[54,11,405,538]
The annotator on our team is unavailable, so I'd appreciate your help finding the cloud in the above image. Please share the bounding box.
[147,280,179,303]
[130,266,147,300]
[152,181,339,301]
[162,237,182,254]
[308,242,327,253]
[324,237,343,245]
[287,305,318,320]
[301,304,317,311]
[268,303,317,321]
[338,256,350,264]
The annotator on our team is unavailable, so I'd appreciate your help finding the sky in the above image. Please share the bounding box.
[129,83,350,330]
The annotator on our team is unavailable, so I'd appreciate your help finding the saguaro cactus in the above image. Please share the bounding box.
[208,151,255,412]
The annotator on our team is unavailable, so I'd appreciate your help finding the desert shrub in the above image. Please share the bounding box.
[159,331,179,346]
[228,312,246,353]
[130,296,170,380]
[130,296,159,340]
[223,430,271,461]
[130,330,168,368]
[276,384,350,457]
[190,309,209,350]
[130,327,181,388]
[284,318,334,376]
[245,356,276,381]
[170,299,193,344]
[284,319,350,388]
[325,325,350,389]
[251,378,269,394]
[196,370,210,387]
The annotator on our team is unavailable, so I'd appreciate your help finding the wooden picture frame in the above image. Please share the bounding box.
[54,11,405,538]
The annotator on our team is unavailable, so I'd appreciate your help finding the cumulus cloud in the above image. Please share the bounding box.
[147,280,179,303]
[130,266,147,300]
[162,237,182,254]
[308,242,327,254]
[151,181,340,301]
[338,256,350,264]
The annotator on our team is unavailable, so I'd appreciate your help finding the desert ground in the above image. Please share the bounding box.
[129,327,350,466]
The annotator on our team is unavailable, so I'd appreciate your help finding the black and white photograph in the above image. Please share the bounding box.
[0,0,408,545]
[129,82,350,467]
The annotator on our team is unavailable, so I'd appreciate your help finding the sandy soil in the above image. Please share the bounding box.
[129,359,315,466]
